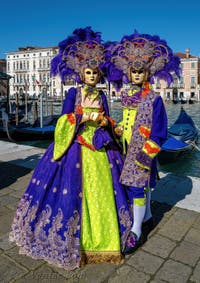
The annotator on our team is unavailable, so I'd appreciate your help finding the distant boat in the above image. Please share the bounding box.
[158,107,198,164]
[110,96,121,103]
[13,115,59,140]
[180,99,187,104]
[188,99,196,104]
[172,99,179,104]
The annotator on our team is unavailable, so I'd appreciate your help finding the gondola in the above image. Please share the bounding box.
[0,111,59,141]
[13,115,59,140]
[158,107,198,164]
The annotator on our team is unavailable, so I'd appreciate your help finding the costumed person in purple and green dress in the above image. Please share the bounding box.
[9,27,132,270]
[108,31,181,254]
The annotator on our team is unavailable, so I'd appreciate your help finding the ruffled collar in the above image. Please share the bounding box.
[121,82,151,107]
[82,84,99,100]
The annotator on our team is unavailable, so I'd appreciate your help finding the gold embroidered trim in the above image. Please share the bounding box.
[80,250,123,266]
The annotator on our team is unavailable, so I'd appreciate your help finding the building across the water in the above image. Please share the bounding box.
[153,48,200,102]
[4,46,200,102]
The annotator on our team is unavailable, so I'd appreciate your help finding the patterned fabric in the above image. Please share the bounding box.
[9,87,132,270]
[53,113,76,160]
[120,88,167,188]
[120,89,158,187]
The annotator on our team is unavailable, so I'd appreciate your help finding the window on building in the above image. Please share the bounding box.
[33,60,36,70]
[191,62,195,68]
[172,74,178,87]
[166,92,170,99]
[156,81,161,89]
[191,77,196,87]
[179,77,184,88]
[7,62,10,71]
[190,92,195,98]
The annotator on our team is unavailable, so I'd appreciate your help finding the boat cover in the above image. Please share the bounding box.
[161,136,189,151]
[168,123,197,141]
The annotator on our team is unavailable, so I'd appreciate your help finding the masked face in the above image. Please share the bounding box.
[130,69,148,85]
[83,68,100,86]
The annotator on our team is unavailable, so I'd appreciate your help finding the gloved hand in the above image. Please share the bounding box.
[114,125,124,136]
[81,111,107,126]
[98,116,108,127]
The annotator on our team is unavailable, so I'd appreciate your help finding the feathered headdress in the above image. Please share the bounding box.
[107,30,181,88]
[51,27,106,83]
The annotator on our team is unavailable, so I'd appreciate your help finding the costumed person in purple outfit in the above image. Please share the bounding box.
[9,27,132,270]
[108,31,180,254]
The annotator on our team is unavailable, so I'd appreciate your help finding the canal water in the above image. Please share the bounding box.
[14,101,200,178]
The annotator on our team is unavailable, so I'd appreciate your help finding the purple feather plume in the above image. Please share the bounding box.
[51,26,104,83]
[106,30,181,88]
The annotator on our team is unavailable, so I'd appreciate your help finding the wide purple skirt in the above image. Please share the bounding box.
[9,141,132,270]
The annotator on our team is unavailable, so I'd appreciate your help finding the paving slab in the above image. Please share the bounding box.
[154,259,192,283]
[141,234,176,258]
[107,264,150,283]
[126,250,164,275]
[190,260,200,283]
[0,254,28,283]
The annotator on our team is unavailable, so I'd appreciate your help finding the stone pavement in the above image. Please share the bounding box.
[0,142,200,282]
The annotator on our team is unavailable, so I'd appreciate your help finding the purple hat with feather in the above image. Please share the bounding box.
[107,30,181,87]
[51,27,106,84]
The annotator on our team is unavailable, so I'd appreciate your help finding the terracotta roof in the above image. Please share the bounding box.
[174,52,196,59]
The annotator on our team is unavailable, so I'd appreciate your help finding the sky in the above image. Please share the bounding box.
[1,0,200,59]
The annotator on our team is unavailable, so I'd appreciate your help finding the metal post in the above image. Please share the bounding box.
[46,83,48,116]
[15,92,19,126]
[25,81,28,122]
[6,79,10,114]
[33,101,38,123]
[39,94,43,128]
[61,82,63,106]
